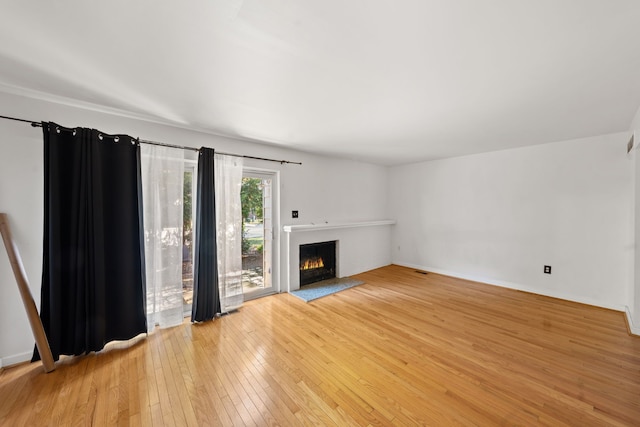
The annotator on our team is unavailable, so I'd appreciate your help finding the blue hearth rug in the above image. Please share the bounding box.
[290,277,365,302]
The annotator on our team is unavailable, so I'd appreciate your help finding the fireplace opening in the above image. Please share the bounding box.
[299,240,336,286]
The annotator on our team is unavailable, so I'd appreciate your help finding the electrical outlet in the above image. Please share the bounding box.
[292,210,298,218]
[544,265,552,274]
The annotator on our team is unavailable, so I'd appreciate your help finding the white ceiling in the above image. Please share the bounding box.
[1,1,640,165]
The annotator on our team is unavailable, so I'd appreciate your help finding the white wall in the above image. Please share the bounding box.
[389,133,634,312]
[0,91,390,367]
[630,105,640,133]
[0,116,44,367]
[631,142,640,334]
[630,103,640,333]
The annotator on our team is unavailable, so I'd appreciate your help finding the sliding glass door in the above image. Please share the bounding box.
[182,161,196,316]
[241,170,276,299]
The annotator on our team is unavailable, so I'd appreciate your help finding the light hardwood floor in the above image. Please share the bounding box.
[1,265,639,426]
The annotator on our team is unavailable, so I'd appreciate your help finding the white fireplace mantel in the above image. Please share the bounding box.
[282,219,396,292]
[283,219,395,233]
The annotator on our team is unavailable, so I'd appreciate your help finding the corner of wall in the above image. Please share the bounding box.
[0,351,32,368]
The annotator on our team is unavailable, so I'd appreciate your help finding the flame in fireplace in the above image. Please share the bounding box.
[300,257,324,271]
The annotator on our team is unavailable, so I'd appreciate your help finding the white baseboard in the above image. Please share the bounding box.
[395,262,626,313]
[625,306,640,336]
[0,351,32,368]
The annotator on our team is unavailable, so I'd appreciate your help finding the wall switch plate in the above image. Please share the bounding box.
[544,265,552,274]
[292,210,298,218]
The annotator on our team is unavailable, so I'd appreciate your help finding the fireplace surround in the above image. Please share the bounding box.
[282,220,395,292]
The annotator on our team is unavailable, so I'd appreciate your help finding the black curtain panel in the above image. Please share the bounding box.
[191,147,220,322]
[35,122,147,362]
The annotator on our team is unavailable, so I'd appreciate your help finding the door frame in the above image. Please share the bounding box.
[242,167,280,300]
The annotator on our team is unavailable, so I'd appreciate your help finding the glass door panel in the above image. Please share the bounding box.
[182,159,197,316]
[242,172,274,298]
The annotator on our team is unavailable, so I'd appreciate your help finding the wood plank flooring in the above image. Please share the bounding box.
[1,264,639,426]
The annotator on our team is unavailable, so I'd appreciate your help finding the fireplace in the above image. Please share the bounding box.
[299,240,336,286]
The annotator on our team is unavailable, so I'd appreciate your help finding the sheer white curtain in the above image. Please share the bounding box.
[215,154,244,312]
[141,145,185,330]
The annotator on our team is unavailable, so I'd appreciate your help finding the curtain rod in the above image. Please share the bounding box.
[137,138,301,165]
[0,114,302,165]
